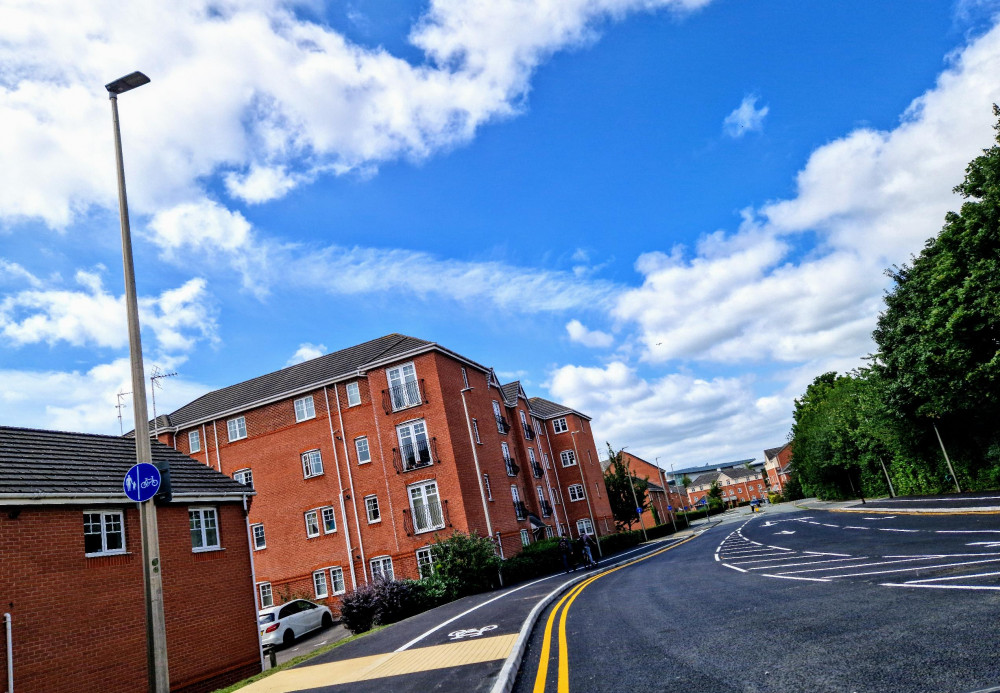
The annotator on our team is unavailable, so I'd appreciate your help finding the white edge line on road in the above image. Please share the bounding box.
[761,573,831,582]
[821,524,840,528]
[830,556,1000,579]
[881,583,1000,591]
[878,528,920,533]
[902,570,1000,584]
[936,530,1000,534]
[714,552,720,562]
[722,563,748,573]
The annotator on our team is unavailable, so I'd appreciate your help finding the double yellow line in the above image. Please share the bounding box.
[531,535,698,693]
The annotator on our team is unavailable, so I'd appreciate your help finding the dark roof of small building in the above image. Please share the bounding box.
[690,471,721,486]
[0,427,252,500]
[527,397,591,421]
[720,466,762,481]
[164,333,432,428]
[764,444,788,460]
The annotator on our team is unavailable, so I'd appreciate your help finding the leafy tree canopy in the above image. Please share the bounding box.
[602,444,649,531]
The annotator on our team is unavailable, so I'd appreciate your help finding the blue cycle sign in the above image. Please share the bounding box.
[124,463,161,502]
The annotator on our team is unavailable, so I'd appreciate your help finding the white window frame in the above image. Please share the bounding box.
[83,510,125,557]
[313,570,329,599]
[409,480,445,534]
[370,556,394,580]
[387,362,420,410]
[305,510,320,538]
[189,506,220,552]
[416,547,435,579]
[188,430,201,453]
[493,400,505,433]
[552,418,568,434]
[251,523,266,550]
[483,473,493,501]
[461,367,469,389]
[233,468,253,487]
[227,416,247,441]
[472,419,481,444]
[321,506,337,534]
[330,567,346,595]
[302,449,324,478]
[560,450,577,467]
[258,582,273,609]
[355,436,371,464]
[396,419,431,468]
[568,484,585,502]
[576,518,594,537]
[365,495,381,524]
[520,411,529,435]
[346,382,361,407]
[294,395,316,422]
[521,529,530,547]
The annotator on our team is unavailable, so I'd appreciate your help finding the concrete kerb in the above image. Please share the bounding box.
[489,532,705,693]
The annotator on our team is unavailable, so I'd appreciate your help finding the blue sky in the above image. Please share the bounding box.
[2,0,1000,467]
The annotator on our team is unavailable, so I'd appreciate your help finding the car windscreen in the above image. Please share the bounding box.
[258,613,276,624]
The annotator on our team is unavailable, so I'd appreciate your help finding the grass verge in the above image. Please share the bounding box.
[213,626,386,692]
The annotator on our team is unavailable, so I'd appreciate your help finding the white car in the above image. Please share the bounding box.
[259,599,334,647]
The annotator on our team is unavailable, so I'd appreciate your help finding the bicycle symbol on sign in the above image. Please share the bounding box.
[448,625,498,640]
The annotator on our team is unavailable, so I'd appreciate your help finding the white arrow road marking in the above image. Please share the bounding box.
[776,530,796,535]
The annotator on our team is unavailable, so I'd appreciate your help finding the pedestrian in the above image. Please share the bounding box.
[558,536,571,573]
[581,532,596,568]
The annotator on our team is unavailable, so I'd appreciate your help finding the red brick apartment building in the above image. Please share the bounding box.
[151,334,613,612]
[764,442,793,494]
[686,465,767,507]
[603,452,688,525]
[0,427,260,693]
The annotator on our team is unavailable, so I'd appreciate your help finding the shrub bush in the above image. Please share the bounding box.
[339,581,381,634]
[339,577,434,634]
[430,531,501,600]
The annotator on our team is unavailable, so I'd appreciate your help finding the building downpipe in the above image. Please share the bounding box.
[4,611,12,693]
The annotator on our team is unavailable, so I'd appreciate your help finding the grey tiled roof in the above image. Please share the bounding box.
[764,445,785,459]
[720,466,763,481]
[527,397,591,421]
[165,333,431,428]
[0,427,252,499]
[690,471,720,487]
[500,382,521,406]
[671,459,758,476]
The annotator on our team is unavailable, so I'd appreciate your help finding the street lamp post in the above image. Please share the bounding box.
[106,70,169,693]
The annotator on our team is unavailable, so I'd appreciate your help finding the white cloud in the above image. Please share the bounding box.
[0,0,712,230]
[1,358,212,435]
[566,319,614,348]
[722,94,768,138]
[0,259,43,287]
[287,342,327,365]
[0,270,217,354]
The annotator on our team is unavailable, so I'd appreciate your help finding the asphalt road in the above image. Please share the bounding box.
[514,508,1000,693]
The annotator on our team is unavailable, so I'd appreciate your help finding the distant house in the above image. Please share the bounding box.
[0,427,261,693]
[764,442,793,494]
[685,464,767,508]
[600,452,689,522]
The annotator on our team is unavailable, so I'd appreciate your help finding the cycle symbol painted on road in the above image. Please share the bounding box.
[448,625,498,640]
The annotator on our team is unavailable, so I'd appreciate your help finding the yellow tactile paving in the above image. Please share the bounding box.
[241,633,519,693]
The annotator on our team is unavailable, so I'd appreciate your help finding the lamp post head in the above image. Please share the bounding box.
[106,71,150,95]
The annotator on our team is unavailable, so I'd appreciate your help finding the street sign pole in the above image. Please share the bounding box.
[108,74,170,692]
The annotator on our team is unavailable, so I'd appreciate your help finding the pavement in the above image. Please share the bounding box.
[234,495,1000,692]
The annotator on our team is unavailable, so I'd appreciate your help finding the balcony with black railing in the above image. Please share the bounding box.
[403,499,451,535]
[495,416,510,434]
[391,437,437,473]
[540,499,553,517]
[504,455,519,477]
[513,500,527,521]
[530,460,543,478]
[381,378,426,414]
[524,424,535,440]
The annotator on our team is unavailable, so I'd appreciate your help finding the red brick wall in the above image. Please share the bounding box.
[0,503,259,693]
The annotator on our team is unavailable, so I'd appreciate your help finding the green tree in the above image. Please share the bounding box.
[872,106,1000,490]
[602,444,649,531]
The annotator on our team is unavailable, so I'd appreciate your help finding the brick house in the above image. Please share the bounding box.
[0,427,260,693]
[763,442,793,493]
[600,452,687,526]
[686,466,767,507]
[150,334,612,611]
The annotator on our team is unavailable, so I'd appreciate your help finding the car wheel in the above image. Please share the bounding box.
[321,612,333,628]
[282,629,295,646]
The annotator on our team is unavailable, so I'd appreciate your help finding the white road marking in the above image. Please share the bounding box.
[761,573,831,582]
[803,551,852,556]
[878,528,919,533]
[874,496,1000,502]
[967,541,1000,548]
[829,557,1000,579]
[843,526,871,530]
[724,552,803,563]
[862,516,896,520]
[722,563,748,573]
[881,583,1000,591]
[775,530,796,535]
[774,556,953,575]
[746,557,869,570]
[822,524,839,528]
[903,570,1000,584]
[936,530,1000,534]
